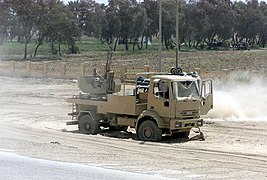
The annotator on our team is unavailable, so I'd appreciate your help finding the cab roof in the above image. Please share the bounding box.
[151,74,198,81]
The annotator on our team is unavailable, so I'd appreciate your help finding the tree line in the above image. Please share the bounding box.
[0,0,267,59]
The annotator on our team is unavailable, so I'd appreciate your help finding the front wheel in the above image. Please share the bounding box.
[137,120,162,142]
[78,114,99,135]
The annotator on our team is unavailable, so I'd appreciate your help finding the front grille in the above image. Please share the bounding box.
[180,110,198,117]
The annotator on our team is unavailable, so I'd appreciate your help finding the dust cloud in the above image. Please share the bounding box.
[206,71,267,121]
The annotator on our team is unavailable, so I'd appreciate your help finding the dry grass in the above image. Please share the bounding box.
[65,49,267,74]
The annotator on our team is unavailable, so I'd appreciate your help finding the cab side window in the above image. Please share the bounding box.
[153,80,169,99]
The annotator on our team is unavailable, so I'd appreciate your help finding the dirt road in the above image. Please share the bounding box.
[0,76,267,179]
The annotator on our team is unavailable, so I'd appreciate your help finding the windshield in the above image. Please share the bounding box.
[172,81,199,100]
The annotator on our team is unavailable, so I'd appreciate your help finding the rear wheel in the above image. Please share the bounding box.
[138,120,162,142]
[78,114,99,135]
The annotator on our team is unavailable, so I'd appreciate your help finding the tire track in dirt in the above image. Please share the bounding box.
[2,122,267,178]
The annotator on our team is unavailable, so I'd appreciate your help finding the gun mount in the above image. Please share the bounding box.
[78,68,121,97]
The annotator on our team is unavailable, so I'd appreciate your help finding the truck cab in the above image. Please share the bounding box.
[135,73,213,141]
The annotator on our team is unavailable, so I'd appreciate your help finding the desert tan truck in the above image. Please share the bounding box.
[66,68,213,141]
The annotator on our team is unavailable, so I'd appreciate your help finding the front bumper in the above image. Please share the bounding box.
[169,118,203,130]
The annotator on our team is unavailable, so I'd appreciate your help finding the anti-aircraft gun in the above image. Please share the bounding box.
[78,49,121,99]
[78,68,121,98]
[67,58,213,142]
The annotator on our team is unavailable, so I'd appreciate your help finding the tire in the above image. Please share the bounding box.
[137,120,162,142]
[170,68,177,74]
[170,67,183,75]
[78,114,99,135]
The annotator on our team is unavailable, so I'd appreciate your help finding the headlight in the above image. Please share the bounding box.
[197,120,203,126]
[175,121,182,128]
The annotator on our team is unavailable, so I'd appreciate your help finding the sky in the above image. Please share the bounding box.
[95,0,108,4]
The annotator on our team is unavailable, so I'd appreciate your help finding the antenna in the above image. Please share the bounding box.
[176,0,180,68]
[158,0,162,72]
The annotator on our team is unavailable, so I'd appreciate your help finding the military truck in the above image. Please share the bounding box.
[66,68,213,141]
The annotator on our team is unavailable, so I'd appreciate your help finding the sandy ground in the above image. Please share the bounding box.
[0,76,267,179]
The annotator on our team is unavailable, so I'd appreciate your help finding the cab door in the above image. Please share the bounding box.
[148,79,171,118]
[200,79,213,115]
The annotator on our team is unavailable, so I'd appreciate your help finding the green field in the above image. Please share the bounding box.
[0,38,266,73]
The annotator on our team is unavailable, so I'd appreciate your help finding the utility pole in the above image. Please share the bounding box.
[176,0,179,68]
[158,0,162,72]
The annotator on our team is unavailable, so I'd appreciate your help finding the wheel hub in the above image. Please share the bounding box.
[85,123,91,130]
[144,128,153,138]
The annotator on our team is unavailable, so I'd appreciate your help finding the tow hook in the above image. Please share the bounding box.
[190,127,205,141]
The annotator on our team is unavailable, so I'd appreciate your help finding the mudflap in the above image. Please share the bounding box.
[66,121,78,125]
[189,127,205,141]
